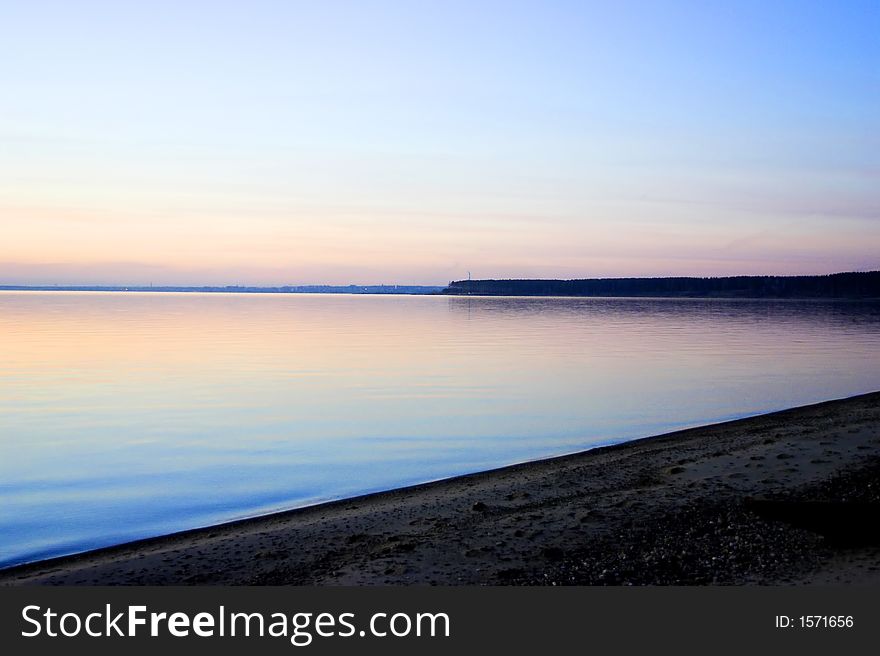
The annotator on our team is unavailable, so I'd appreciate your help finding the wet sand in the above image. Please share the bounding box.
[2,392,879,586]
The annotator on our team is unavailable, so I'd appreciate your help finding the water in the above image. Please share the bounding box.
[2,291,879,568]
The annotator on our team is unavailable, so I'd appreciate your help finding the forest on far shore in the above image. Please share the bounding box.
[442,271,880,298]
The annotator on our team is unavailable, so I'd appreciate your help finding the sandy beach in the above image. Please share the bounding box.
[2,392,878,586]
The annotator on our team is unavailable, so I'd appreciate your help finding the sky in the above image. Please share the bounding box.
[1,0,878,286]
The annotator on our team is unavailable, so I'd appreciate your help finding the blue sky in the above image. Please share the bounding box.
[1,0,878,284]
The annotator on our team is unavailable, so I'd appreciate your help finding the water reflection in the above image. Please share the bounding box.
[1,291,879,567]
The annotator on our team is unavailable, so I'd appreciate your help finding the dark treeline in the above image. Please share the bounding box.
[442,271,880,298]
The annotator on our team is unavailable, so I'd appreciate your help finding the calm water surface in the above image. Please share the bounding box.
[2,291,879,567]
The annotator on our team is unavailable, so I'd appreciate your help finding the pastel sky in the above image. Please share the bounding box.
[2,0,878,285]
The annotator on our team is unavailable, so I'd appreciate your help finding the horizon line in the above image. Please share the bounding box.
[2,269,879,292]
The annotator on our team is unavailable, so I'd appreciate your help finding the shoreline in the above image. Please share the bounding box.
[2,391,879,585]
[4,289,879,302]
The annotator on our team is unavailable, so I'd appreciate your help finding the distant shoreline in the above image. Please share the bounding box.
[5,270,880,299]
[3,391,878,585]
[442,271,880,299]
[0,284,444,295]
